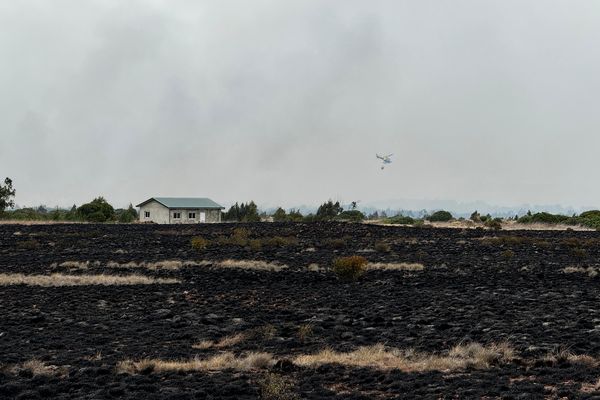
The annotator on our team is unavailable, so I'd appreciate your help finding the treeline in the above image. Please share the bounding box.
[2,197,138,223]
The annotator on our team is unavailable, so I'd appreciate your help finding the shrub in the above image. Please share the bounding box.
[386,215,414,225]
[297,324,313,342]
[428,211,453,222]
[332,256,368,282]
[324,238,346,249]
[191,236,209,250]
[230,228,250,246]
[262,236,298,247]
[501,249,514,259]
[374,241,391,253]
[337,210,365,222]
[485,219,502,230]
[517,212,570,225]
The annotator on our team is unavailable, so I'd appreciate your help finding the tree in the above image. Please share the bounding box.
[117,204,138,223]
[224,201,260,222]
[470,211,481,222]
[77,197,115,222]
[316,200,343,220]
[273,207,287,222]
[0,177,15,214]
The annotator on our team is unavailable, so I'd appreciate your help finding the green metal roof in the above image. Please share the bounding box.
[136,197,224,209]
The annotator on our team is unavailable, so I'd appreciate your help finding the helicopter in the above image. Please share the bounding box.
[376,153,393,170]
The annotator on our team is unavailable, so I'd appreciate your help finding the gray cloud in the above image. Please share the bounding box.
[1,0,599,209]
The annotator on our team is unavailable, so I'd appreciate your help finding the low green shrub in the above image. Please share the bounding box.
[428,211,453,222]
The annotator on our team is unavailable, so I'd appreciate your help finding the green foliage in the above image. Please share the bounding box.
[273,207,287,222]
[224,201,260,222]
[337,210,365,222]
[116,204,138,223]
[518,212,570,224]
[76,197,115,222]
[384,215,414,225]
[332,256,368,282]
[485,218,503,230]
[0,177,15,214]
[316,200,343,220]
[272,207,305,222]
[428,210,453,222]
[470,211,481,222]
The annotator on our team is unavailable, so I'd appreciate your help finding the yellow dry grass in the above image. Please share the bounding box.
[366,262,424,271]
[106,260,202,270]
[293,343,514,372]
[0,273,179,286]
[117,352,275,374]
[192,333,248,350]
[17,359,67,377]
[216,259,287,271]
[562,266,598,277]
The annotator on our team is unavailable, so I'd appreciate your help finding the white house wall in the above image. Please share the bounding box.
[139,201,170,224]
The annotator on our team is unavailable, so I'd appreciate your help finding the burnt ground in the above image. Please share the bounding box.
[1,222,600,399]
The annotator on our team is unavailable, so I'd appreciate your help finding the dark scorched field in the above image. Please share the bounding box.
[1,222,600,399]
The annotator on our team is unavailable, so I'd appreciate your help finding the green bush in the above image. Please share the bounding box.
[485,218,503,230]
[517,212,570,225]
[337,210,365,222]
[428,210,453,222]
[385,215,414,225]
[332,256,368,282]
[77,197,115,222]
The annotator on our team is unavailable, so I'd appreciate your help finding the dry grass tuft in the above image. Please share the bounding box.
[541,348,599,367]
[216,259,287,272]
[366,262,424,271]
[192,333,248,350]
[562,266,598,277]
[293,342,514,372]
[16,359,67,377]
[106,260,201,270]
[117,352,275,374]
[0,273,179,286]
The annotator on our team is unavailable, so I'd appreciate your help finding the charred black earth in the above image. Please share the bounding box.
[2,222,600,399]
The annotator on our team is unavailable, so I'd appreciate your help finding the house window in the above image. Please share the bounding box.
[189,212,196,219]
[173,212,181,219]
[145,211,150,218]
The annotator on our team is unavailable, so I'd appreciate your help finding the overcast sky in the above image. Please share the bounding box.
[2,0,599,210]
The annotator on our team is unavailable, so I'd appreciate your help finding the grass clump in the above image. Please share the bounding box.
[374,241,391,253]
[118,352,274,374]
[191,236,209,250]
[332,256,368,282]
[297,323,314,342]
[259,373,300,400]
[501,249,515,260]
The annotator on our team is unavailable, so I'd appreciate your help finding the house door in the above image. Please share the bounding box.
[200,212,206,223]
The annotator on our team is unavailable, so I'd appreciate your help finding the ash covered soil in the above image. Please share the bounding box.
[2,222,600,399]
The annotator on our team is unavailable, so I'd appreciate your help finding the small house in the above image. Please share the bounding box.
[136,197,224,224]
